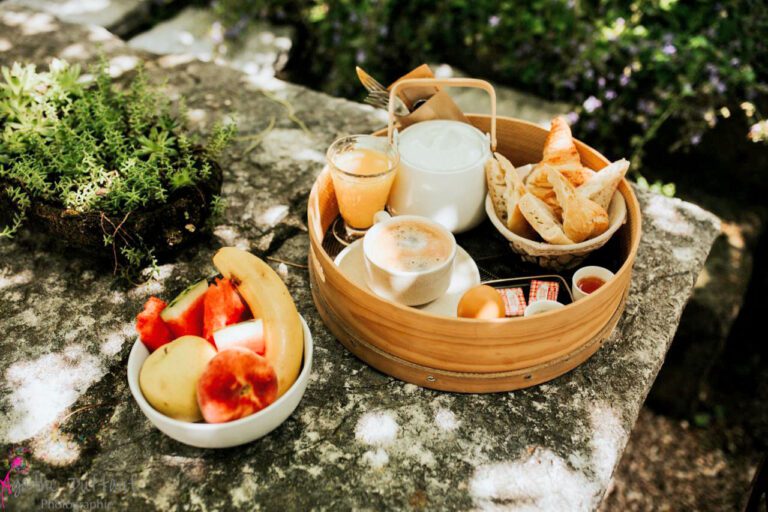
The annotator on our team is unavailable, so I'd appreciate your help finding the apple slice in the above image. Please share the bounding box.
[197,348,278,423]
[161,278,208,338]
[212,319,265,354]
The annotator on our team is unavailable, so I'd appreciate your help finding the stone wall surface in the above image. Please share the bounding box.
[0,7,721,511]
[128,6,294,88]
[5,0,155,36]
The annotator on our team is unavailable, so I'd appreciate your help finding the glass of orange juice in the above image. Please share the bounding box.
[327,135,399,243]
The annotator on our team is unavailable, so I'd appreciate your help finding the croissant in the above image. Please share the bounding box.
[548,167,609,242]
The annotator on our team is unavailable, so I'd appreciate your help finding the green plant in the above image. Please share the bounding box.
[0,59,235,277]
[214,0,768,187]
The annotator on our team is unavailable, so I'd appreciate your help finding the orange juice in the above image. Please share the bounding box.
[330,147,397,229]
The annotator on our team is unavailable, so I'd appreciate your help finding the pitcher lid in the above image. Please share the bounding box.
[398,120,490,173]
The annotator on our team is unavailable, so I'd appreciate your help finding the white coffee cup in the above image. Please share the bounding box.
[363,211,457,306]
[572,266,615,301]
[387,120,491,234]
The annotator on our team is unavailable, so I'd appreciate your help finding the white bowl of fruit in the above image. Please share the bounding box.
[127,247,313,449]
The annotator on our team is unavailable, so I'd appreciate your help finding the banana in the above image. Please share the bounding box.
[213,247,303,397]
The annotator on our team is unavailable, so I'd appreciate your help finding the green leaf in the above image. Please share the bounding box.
[693,412,711,428]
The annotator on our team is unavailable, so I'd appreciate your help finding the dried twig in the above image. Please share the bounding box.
[259,90,311,134]
[266,256,309,269]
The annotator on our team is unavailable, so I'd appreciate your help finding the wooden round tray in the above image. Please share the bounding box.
[307,115,642,393]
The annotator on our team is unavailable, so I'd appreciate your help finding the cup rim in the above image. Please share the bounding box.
[524,299,565,317]
[363,214,457,277]
[327,134,399,179]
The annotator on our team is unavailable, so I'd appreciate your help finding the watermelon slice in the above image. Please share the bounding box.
[212,319,265,354]
[161,278,209,338]
[203,278,248,342]
[136,297,174,352]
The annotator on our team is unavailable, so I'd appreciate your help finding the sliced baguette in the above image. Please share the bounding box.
[495,152,535,238]
[485,157,508,223]
[577,158,629,210]
[548,168,609,242]
[518,193,575,245]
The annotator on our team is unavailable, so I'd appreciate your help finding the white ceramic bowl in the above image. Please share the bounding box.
[485,190,627,271]
[127,315,313,449]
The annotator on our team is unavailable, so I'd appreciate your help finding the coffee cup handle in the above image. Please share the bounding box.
[372,211,391,225]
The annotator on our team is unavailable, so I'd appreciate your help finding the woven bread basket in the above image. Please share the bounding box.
[485,192,627,271]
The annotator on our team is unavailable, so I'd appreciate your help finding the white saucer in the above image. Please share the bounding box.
[334,240,480,317]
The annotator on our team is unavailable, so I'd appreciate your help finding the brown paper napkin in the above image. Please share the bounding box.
[387,64,470,129]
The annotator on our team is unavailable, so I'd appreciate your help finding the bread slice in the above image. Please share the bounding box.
[577,158,629,210]
[518,193,575,245]
[516,163,535,182]
[494,152,535,238]
[485,157,507,223]
[562,167,595,187]
[548,168,609,242]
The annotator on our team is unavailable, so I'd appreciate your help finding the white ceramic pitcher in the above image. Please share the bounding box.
[385,78,498,233]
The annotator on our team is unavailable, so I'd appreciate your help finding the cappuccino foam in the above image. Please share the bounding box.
[371,221,452,272]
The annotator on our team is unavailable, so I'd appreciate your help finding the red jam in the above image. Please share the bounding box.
[577,276,605,294]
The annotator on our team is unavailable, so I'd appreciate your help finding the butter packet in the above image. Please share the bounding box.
[497,287,527,317]
[529,280,559,303]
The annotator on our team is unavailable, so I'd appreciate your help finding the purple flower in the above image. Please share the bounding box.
[598,77,606,88]
[565,111,580,125]
[583,96,602,113]
[605,90,617,100]
[638,100,655,114]
[619,75,630,87]
[662,43,676,56]
[714,81,727,94]
[356,49,366,64]
[690,133,702,145]
[488,15,500,27]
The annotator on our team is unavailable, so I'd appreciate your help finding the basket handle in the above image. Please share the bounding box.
[387,78,497,151]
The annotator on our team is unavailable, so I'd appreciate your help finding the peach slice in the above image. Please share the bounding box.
[197,347,278,423]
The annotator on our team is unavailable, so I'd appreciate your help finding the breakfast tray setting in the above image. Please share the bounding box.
[308,73,642,393]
